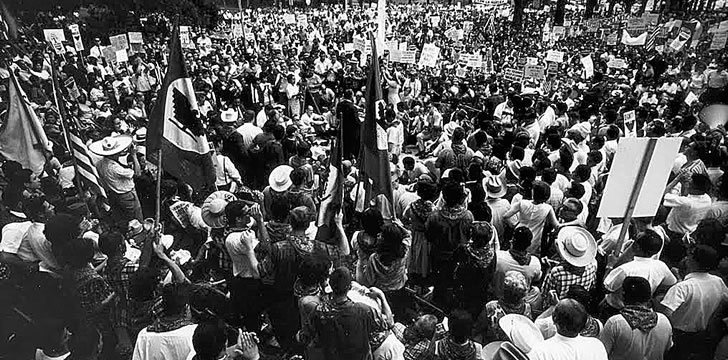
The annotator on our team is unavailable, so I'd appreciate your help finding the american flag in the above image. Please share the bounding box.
[645,25,660,52]
[64,118,108,202]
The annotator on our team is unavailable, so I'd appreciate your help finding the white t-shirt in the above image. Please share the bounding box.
[528,334,608,360]
[132,324,197,360]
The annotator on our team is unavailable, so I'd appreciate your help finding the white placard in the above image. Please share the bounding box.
[43,29,66,42]
[115,49,128,63]
[69,24,84,51]
[581,55,594,78]
[418,43,440,67]
[545,49,565,63]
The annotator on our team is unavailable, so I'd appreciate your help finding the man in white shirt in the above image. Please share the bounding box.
[662,173,712,264]
[403,71,422,99]
[493,96,514,125]
[236,110,263,150]
[528,299,608,360]
[659,245,728,360]
[603,230,677,311]
[313,52,332,76]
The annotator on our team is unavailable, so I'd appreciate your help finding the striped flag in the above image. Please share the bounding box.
[486,11,496,35]
[645,25,660,51]
[66,121,108,202]
[315,117,344,244]
[0,0,17,41]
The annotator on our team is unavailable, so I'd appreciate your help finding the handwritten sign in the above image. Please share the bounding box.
[607,58,628,69]
[283,14,296,24]
[581,55,594,78]
[627,17,647,33]
[430,16,441,27]
[109,34,129,51]
[43,29,66,42]
[606,31,618,45]
[552,26,565,37]
[399,50,416,64]
[623,110,636,137]
[115,49,128,63]
[547,62,559,74]
[128,32,144,44]
[503,67,524,82]
[524,65,545,80]
[297,14,308,26]
[69,24,84,51]
[545,50,565,63]
[711,31,728,50]
[389,49,402,62]
[418,43,440,67]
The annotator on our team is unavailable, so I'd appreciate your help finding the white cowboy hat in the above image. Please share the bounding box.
[556,226,597,267]
[484,175,507,199]
[499,314,544,354]
[201,191,238,229]
[268,165,293,192]
[133,127,147,143]
[89,135,133,156]
[221,108,239,123]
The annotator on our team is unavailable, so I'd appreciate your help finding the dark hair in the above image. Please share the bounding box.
[542,168,557,184]
[573,165,591,183]
[161,283,189,316]
[449,309,474,343]
[512,226,533,251]
[361,208,384,237]
[272,124,285,140]
[553,299,587,337]
[470,223,492,248]
[623,276,652,305]
[568,182,585,199]
[693,218,726,249]
[22,195,47,221]
[442,181,465,207]
[690,173,712,194]
[520,166,537,183]
[329,267,352,296]
[719,173,728,200]
[635,230,663,256]
[189,284,230,323]
[565,285,592,309]
[558,147,574,170]
[470,201,492,222]
[532,181,551,203]
[99,231,125,258]
[290,167,307,186]
[547,133,562,150]
[192,320,228,360]
[416,180,439,201]
[378,223,407,264]
[452,127,466,142]
[129,267,160,302]
[224,201,250,226]
[37,317,67,351]
[510,146,525,161]
[606,125,620,140]
[587,150,603,164]
[299,256,332,288]
[62,237,95,268]
[67,327,101,358]
[691,244,719,271]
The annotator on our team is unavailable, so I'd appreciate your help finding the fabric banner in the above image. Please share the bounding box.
[621,30,647,46]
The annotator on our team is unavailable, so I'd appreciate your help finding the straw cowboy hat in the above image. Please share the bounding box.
[268,165,294,192]
[556,226,597,267]
[221,108,239,123]
[499,314,544,354]
[133,127,147,144]
[484,175,507,199]
[201,191,238,228]
[89,135,133,156]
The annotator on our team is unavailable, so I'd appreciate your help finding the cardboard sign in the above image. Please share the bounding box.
[128,32,144,44]
[606,31,618,45]
[385,40,397,51]
[353,35,369,54]
[297,15,308,26]
[607,58,628,69]
[623,110,637,137]
[399,50,416,64]
[430,16,441,27]
[643,13,659,26]
[547,62,559,74]
[597,137,682,218]
[466,53,483,68]
[503,67,524,82]
[115,49,128,63]
[282,14,295,24]
[552,26,565,37]
[389,49,402,62]
[463,21,474,33]
[627,17,648,33]
[232,24,243,38]
[109,34,129,51]
[399,42,408,51]
[524,65,545,80]
[545,49,565,63]
[101,46,116,63]
[581,55,594,78]
[344,43,354,52]
[65,77,81,100]
[526,57,538,65]
[69,24,84,51]
[418,43,440,67]
[456,66,467,78]
[711,31,728,50]
[43,29,66,42]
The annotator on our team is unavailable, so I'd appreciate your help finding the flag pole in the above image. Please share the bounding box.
[45,47,92,216]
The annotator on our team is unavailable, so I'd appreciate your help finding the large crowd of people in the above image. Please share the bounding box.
[1,2,728,360]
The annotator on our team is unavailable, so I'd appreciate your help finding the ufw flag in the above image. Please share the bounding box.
[358,33,393,211]
[315,122,344,244]
[148,25,215,190]
[0,70,51,175]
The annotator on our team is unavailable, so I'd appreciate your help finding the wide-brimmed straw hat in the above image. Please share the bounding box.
[556,226,597,267]
[89,135,133,156]
[499,314,544,354]
[484,175,507,199]
[268,165,293,192]
[201,191,238,228]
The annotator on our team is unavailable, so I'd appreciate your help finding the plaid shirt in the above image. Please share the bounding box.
[391,322,448,360]
[71,266,114,325]
[211,227,234,276]
[542,261,598,298]
[103,257,140,328]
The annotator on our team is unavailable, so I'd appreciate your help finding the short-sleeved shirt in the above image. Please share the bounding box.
[599,312,672,360]
[0,221,33,259]
[309,298,385,360]
[493,250,542,298]
[528,334,608,360]
[603,256,677,309]
[660,272,728,332]
[96,157,135,194]
[542,261,598,299]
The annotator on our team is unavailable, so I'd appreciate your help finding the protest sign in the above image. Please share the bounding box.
[642,13,659,26]
[344,43,354,53]
[627,17,648,33]
[43,29,66,42]
[101,46,116,63]
[353,35,368,54]
[607,58,628,69]
[684,91,699,106]
[545,49,564,63]
[466,53,483,68]
[385,40,397,51]
[399,50,416,64]
[418,44,440,67]
[283,14,296,24]
[232,24,243,38]
[711,31,728,50]
[597,137,682,219]
[581,55,594,78]
[389,49,402,62]
[69,24,84,51]
[524,65,545,80]
[399,42,408,51]
[456,66,467,78]
[179,26,194,49]
[623,110,637,137]
[64,77,81,100]
[547,62,559,74]
[503,67,524,82]
[115,49,129,63]
[109,34,129,51]
[297,14,308,26]
[128,32,144,44]
[463,21,474,33]
[526,57,538,65]
[430,16,441,27]
[606,31,618,45]
[552,26,565,37]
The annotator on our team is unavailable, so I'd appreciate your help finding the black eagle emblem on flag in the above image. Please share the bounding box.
[169,87,204,141]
